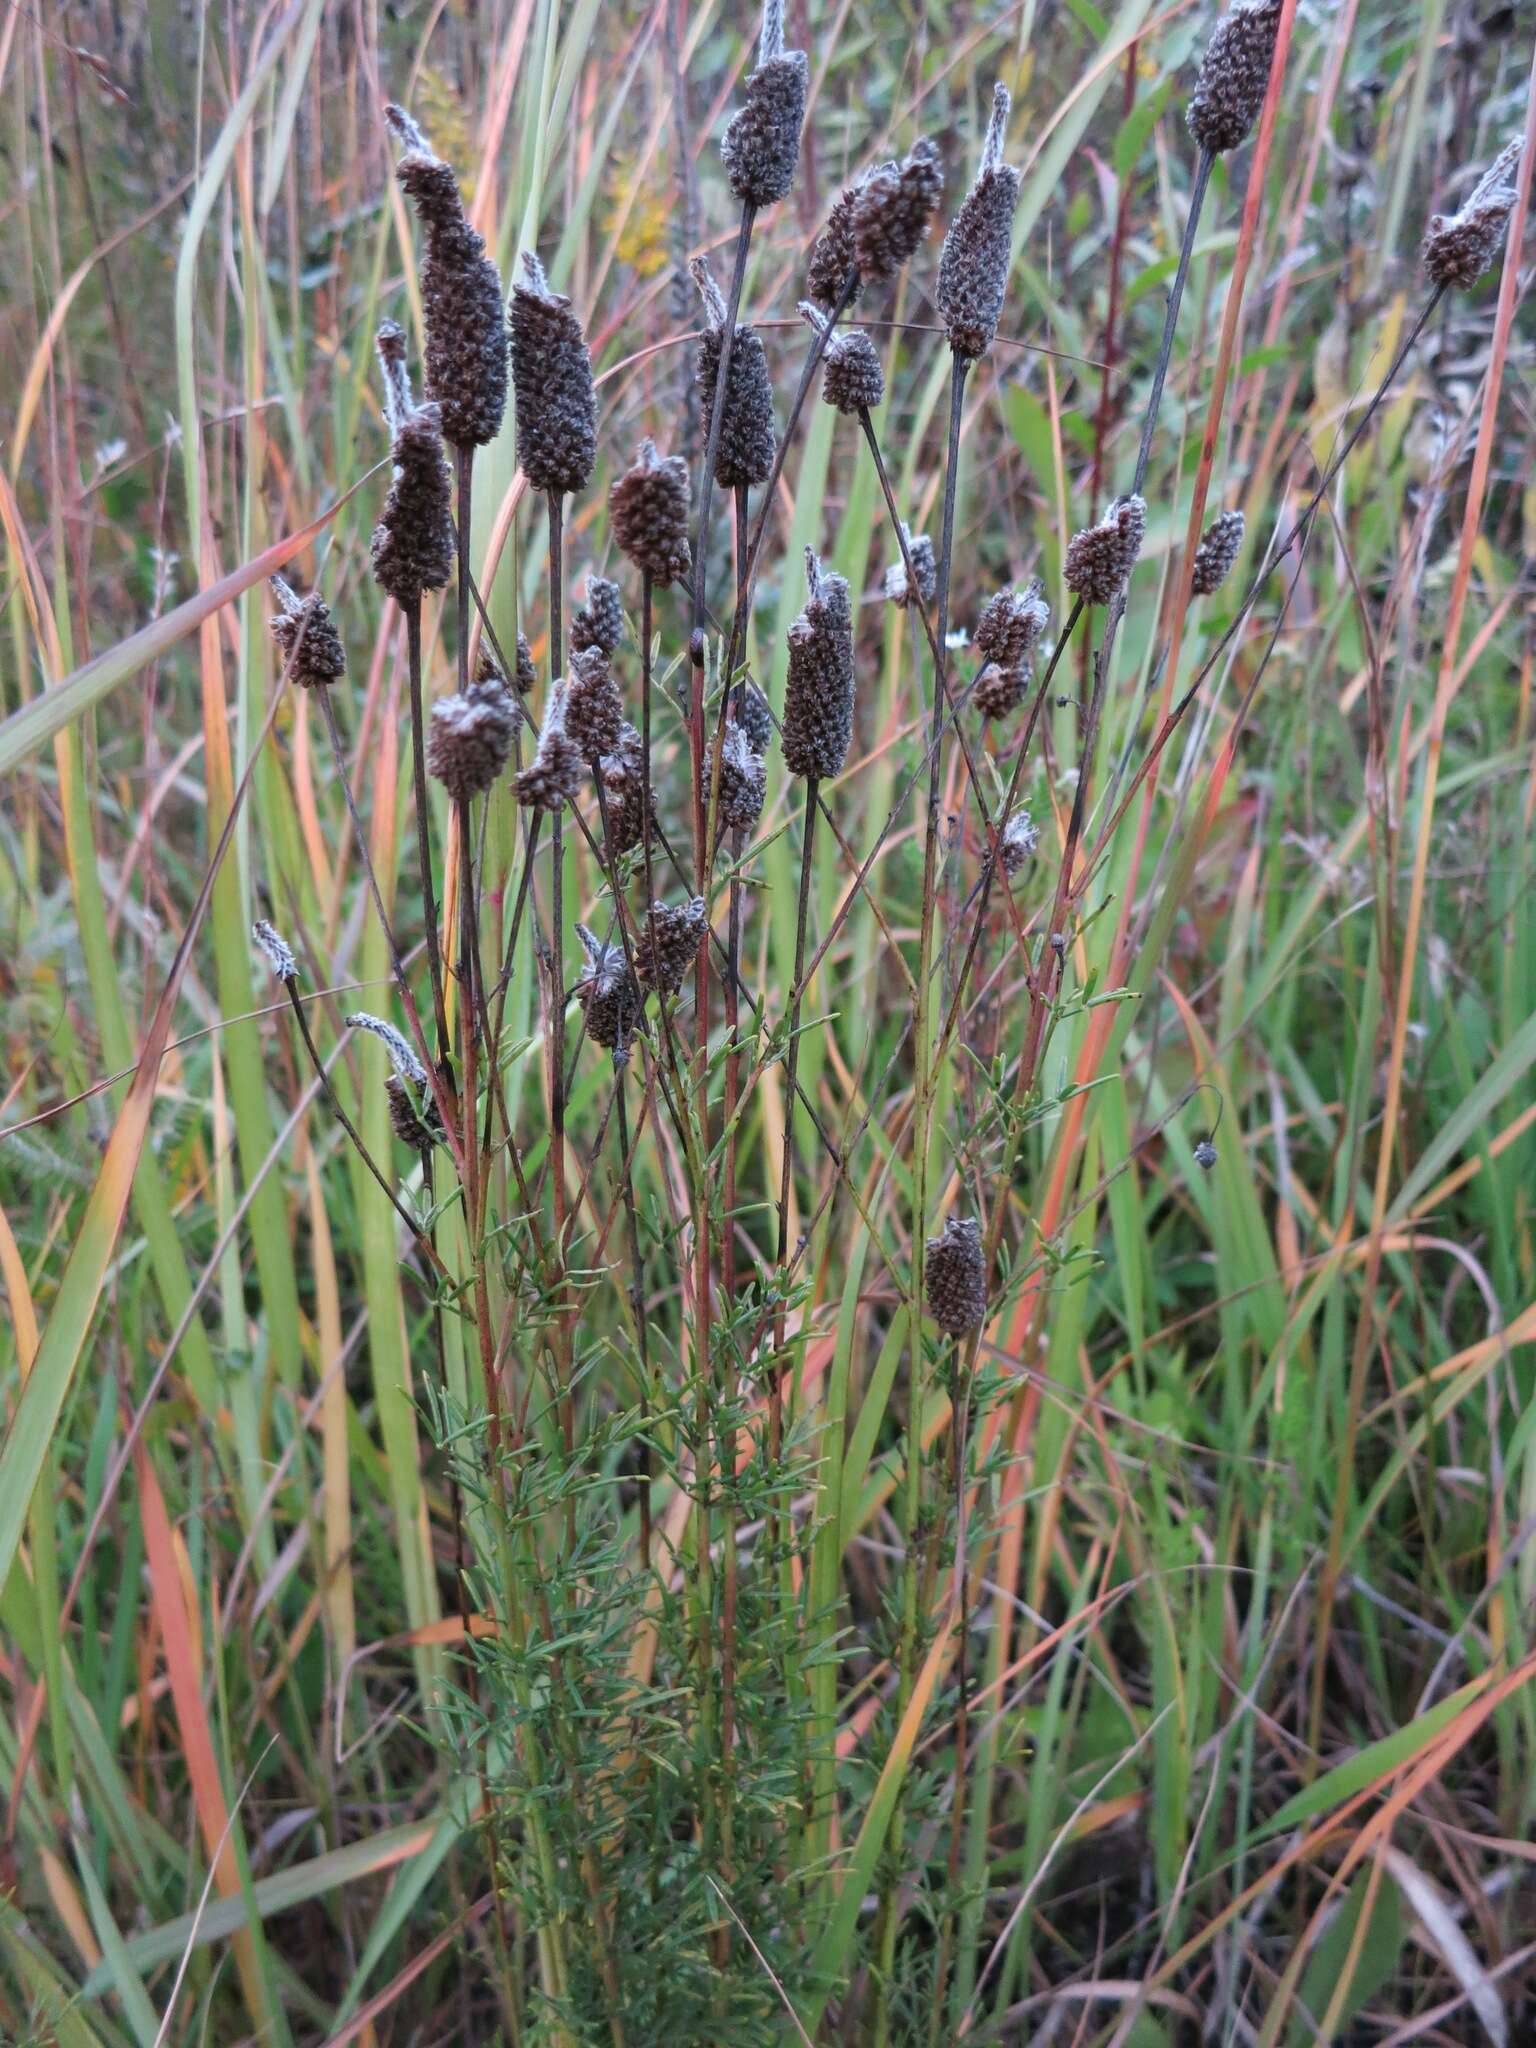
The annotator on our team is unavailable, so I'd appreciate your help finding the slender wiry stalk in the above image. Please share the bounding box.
[772,775,819,1453]
[691,204,756,649]
[545,488,575,1479]
[405,597,451,1064]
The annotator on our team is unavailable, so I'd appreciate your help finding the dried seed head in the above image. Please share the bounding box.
[574,923,642,1061]
[975,579,1050,666]
[974,661,1031,720]
[571,574,624,655]
[732,679,774,752]
[515,683,584,810]
[346,1012,428,1083]
[514,630,537,694]
[884,527,937,609]
[564,645,624,761]
[717,721,769,833]
[1186,0,1284,155]
[598,721,652,856]
[852,138,944,286]
[369,323,456,605]
[936,84,1021,361]
[782,549,855,780]
[693,261,778,488]
[426,671,518,802]
[636,896,709,996]
[1064,494,1147,606]
[509,252,597,496]
[386,1071,444,1151]
[924,1215,987,1334]
[720,0,808,207]
[807,182,864,311]
[269,576,346,689]
[802,303,885,413]
[384,104,508,449]
[252,919,298,983]
[1193,1136,1219,1172]
[1422,139,1522,290]
[609,438,693,586]
[999,808,1039,875]
[1190,508,1245,595]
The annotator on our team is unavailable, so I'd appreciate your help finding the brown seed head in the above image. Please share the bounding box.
[1064,494,1147,606]
[426,671,518,803]
[803,303,885,413]
[884,528,937,609]
[571,574,625,655]
[732,679,774,753]
[609,438,693,586]
[852,139,944,286]
[717,721,769,833]
[936,85,1021,360]
[509,252,597,496]
[1422,139,1522,290]
[269,576,347,689]
[720,0,808,207]
[369,323,456,605]
[974,662,1031,720]
[574,923,642,1061]
[693,260,778,488]
[999,808,1039,875]
[636,896,709,996]
[782,549,855,781]
[564,645,624,761]
[515,682,584,810]
[1186,0,1284,155]
[384,104,508,448]
[925,1214,987,1334]
[1190,509,1245,595]
[974,578,1050,667]
[514,630,537,694]
[598,722,652,857]
[807,182,863,311]
[385,1071,444,1152]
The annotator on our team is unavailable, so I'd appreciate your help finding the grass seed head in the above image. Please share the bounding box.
[384,103,508,449]
[572,574,625,655]
[925,1214,987,1334]
[717,720,769,833]
[1422,138,1522,290]
[974,578,1050,665]
[720,0,808,207]
[936,84,1020,360]
[1190,508,1245,594]
[1186,0,1284,155]
[564,645,624,760]
[731,679,774,752]
[598,722,652,856]
[385,1071,444,1151]
[426,671,518,802]
[852,138,944,285]
[346,1012,428,1083]
[252,919,298,983]
[369,322,456,604]
[974,661,1031,720]
[574,923,642,1060]
[1065,493,1147,605]
[693,260,778,488]
[268,576,346,688]
[803,303,885,413]
[514,629,537,694]
[783,548,855,780]
[884,527,936,608]
[1000,808,1039,874]
[509,251,597,496]
[637,897,709,996]
[609,438,693,585]
[515,682,584,810]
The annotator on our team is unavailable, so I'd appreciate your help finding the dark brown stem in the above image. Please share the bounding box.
[406,597,451,1065]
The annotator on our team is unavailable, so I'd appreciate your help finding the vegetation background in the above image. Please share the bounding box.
[0,0,1533,2041]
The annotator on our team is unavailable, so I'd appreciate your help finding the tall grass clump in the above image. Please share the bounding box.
[0,1,1534,2043]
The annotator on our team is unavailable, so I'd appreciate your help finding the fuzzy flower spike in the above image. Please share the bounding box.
[426,667,518,803]
[609,439,693,586]
[806,137,945,311]
[782,548,855,780]
[269,576,346,689]
[509,251,597,496]
[574,922,642,1061]
[369,322,456,606]
[383,104,508,449]
[720,0,808,208]
[1422,138,1523,291]
[1186,0,1284,156]
[936,84,1021,361]
[1065,494,1147,606]
[801,302,885,415]
[692,259,777,489]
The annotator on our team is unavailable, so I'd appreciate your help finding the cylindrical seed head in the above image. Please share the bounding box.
[636,896,709,997]
[514,630,537,694]
[1186,0,1284,155]
[884,528,937,609]
[802,302,885,413]
[999,808,1039,875]
[609,438,693,586]
[851,138,944,286]
[346,1012,428,1083]
[509,251,597,496]
[782,549,855,781]
[1190,508,1245,595]
[1064,494,1147,606]
[369,323,456,605]
[515,682,584,810]
[720,0,808,207]
[1422,139,1522,290]
[571,574,625,655]
[974,579,1050,666]
[732,679,774,752]
[564,645,624,761]
[386,1071,444,1151]
[598,721,652,857]
[807,182,864,311]
[384,104,508,449]
[925,1215,987,1334]
[269,576,346,689]
[693,260,778,489]
[426,670,518,802]
[717,721,768,833]
[974,661,1031,720]
[252,919,299,983]
[936,84,1021,361]
[574,923,642,1062]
